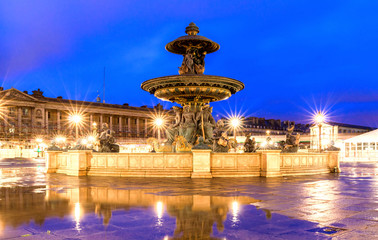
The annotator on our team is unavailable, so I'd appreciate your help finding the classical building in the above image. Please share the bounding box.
[309,122,374,150]
[0,87,164,146]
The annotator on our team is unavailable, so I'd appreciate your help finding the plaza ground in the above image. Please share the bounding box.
[0,159,377,239]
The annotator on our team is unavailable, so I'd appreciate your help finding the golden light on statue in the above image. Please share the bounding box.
[87,135,96,143]
[55,136,66,143]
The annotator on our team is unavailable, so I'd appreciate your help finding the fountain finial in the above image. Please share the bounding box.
[185,22,199,35]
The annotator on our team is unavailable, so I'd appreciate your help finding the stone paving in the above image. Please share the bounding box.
[0,159,377,239]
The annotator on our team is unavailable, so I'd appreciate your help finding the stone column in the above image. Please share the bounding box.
[128,118,131,137]
[89,114,93,131]
[191,149,212,178]
[100,115,103,128]
[109,116,113,130]
[144,119,148,137]
[258,150,282,177]
[4,109,8,132]
[57,110,61,131]
[136,118,140,137]
[45,110,49,134]
[17,107,22,133]
[119,116,122,135]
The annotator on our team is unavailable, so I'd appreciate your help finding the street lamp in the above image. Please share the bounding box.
[69,114,83,140]
[230,117,241,139]
[154,117,164,143]
[36,138,43,158]
[315,111,325,151]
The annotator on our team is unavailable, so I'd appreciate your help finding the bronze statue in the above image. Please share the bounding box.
[282,124,300,153]
[196,105,216,143]
[181,105,197,144]
[98,123,119,152]
[244,134,256,153]
[213,119,226,140]
[213,132,230,152]
[165,106,183,144]
[179,47,206,75]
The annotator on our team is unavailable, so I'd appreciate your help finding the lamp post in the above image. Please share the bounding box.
[230,117,241,139]
[36,138,43,158]
[69,114,82,141]
[154,117,164,143]
[315,111,325,152]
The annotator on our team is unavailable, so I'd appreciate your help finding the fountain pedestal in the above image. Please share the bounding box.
[64,150,92,176]
[258,150,282,177]
[46,150,62,173]
[191,149,212,178]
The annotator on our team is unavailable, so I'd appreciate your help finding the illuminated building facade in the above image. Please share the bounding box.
[0,87,163,146]
[343,129,378,161]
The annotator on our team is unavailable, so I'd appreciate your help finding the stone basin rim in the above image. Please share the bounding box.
[141,74,245,94]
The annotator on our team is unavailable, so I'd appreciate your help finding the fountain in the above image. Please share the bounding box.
[47,23,340,178]
[141,23,244,149]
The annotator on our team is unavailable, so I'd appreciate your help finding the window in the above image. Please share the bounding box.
[363,142,369,150]
[357,143,362,150]
[22,108,29,116]
[9,107,15,115]
[370,142,376,150]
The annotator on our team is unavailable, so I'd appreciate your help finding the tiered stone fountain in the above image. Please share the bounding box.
[141,23,244,149]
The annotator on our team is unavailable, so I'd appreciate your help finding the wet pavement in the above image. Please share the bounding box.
[0,159,377,239]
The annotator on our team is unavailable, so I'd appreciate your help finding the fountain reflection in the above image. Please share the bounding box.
[0,182,260,239]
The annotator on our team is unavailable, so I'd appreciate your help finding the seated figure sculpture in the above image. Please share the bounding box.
[165,106,183,144]
[244,134,256,153]
[213,132,230,152]
[98,123,120,152]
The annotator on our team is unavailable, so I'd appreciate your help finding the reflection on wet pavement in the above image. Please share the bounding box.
[0,160,377,239]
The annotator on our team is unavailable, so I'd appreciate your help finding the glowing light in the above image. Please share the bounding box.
[314,111,325,124]
[81,139,88,145]
[36,138,43,143]
[55,136,66,143]
[92,122,97,127]
[156,201,164,226]
[231,201,239,226]
[230,117,241,128]
[69,114,82,124]
[74,202,81,231]
[87,136,96,142]
[154,117,164,128]
[261,141,267,147]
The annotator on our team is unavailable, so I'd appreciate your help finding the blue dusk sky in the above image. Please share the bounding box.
[0,0,377,127]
